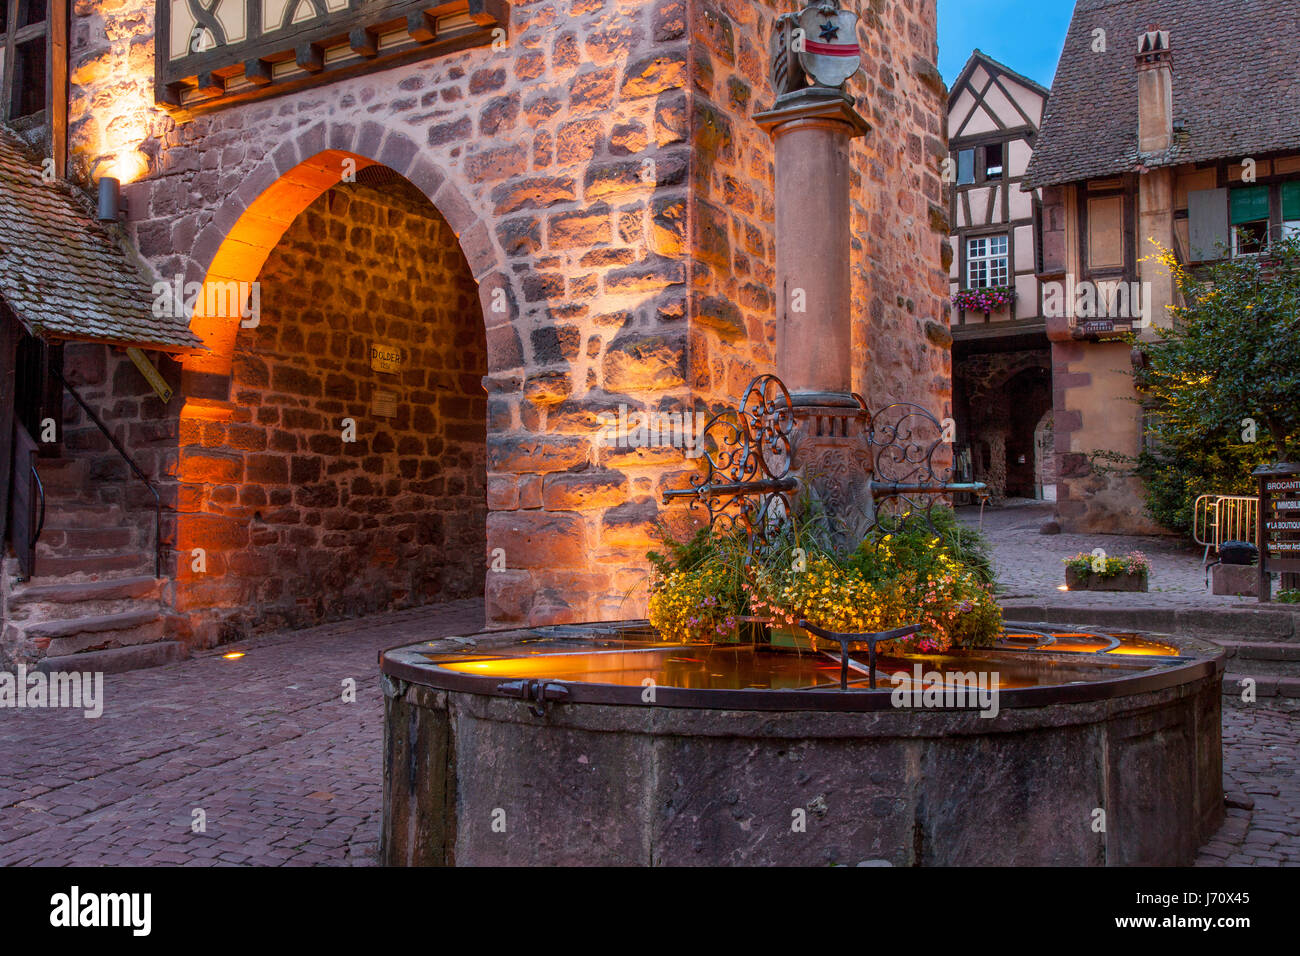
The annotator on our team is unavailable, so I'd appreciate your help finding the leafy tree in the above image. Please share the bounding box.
[1128,236,1300,532]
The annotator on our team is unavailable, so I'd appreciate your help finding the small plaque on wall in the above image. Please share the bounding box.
[370,343,404,374]
[372,389,398,419]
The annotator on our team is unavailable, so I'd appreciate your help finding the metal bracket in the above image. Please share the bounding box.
[496,679,571,718]
[799,620,920,690]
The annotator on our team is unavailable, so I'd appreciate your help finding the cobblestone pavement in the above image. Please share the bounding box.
[958,498,1253,608]
[0,600,484,866]
[1197,706,1300,866]
[1,527,1296,864]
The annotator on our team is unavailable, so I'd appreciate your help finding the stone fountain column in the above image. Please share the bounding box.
[755,9,874,542]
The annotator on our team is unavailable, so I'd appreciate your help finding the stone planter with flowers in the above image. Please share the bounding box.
[1062,551,1150,592]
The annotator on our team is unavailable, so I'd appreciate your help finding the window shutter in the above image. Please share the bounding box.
[1229,185,1269,224]
[1187,188,1229,260]
[957,149,974,185]
[1282,181,1300,220]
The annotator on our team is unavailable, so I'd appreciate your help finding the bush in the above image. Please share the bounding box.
[1124,237,1300,532]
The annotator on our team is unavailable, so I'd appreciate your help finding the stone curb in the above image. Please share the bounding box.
[1000,603,1300,641]
[35,641,189,675]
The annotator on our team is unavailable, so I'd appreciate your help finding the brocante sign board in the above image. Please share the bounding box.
[1256,463,1300,602]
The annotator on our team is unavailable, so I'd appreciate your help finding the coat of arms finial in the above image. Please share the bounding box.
[769,2,863,98]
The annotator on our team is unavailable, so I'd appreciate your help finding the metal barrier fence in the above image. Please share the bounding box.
[1192,494,1259,565]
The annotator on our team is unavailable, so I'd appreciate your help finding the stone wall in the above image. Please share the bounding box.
[63,0,951,632]
[175,178,487,635]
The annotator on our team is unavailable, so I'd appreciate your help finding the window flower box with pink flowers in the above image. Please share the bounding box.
[952,286,1017,315]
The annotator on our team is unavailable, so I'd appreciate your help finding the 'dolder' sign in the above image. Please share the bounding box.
[370,343,404,374]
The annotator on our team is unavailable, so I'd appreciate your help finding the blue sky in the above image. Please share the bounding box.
[937,0,1077,89]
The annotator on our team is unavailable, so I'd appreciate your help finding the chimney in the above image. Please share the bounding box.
[1136,28,1173,153]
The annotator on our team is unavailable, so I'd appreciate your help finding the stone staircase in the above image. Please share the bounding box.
[1,457,183,673]
[1218,635,1300,712]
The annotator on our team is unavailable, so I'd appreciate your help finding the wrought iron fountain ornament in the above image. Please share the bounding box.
[660,373,987,689]
[661,373,986,552]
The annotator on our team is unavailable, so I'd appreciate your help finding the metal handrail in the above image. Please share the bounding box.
[51,368,163,579]
[30,463,45,546]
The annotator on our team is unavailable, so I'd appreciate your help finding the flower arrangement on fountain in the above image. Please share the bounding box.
[951,286,1016,314]
[647,508,1002,653]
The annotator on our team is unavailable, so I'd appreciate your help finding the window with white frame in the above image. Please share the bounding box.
[966,234,1009,288]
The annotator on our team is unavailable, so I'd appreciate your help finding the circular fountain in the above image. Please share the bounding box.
[380,621,1223,866]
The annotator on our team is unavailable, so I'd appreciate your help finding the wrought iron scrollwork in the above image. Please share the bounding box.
[663,373,986,552]
[661,374,798,556]
[862,400,987,538]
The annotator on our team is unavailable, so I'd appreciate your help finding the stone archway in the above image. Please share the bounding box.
[172,132,498,643]
[182,125,506,391]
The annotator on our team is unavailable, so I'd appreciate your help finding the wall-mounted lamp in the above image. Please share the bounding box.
[97,176,127,222]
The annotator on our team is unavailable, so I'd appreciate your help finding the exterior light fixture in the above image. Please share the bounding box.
[97,176,127,221]
[222,651,246,660]
[1057,585,1069,591]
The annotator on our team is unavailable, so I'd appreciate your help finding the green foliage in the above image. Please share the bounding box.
[647,508,1001,649]
[1128,237,1300,532]
[1276,589,1300,605]
[863,506,995,585]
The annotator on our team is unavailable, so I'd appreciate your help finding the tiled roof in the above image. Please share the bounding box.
[1023,0,1300,188]
[0,127,202,351]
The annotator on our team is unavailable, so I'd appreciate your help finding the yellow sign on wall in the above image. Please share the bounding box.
[126,348,174,403]
[370,343,403,374]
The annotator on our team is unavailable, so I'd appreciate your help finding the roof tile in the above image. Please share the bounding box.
[0,127,202,351]
[1024,0,1300,188]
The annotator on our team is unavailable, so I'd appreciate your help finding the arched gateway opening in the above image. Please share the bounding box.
[174,150,487,639]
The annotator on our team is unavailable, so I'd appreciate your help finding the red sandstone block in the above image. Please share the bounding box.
[486,511,587,569]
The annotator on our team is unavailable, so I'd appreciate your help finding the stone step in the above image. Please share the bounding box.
[1001,603,1300,643]
[1222,672,1300,702]
[1215,640,1300,661]
[40,503,128,529]
[8,574,160,609]
[5,575,162,626]
[36,641,187,675]
[36,527,138,555]
[25,609,166,658]
[1211,641,1300,676]
[34,458,87,492]
[30,552,153,580]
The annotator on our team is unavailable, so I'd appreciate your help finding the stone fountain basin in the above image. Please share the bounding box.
[379,622,1224,867]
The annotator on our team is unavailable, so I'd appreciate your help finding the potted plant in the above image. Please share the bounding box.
[1062,551,1150,592]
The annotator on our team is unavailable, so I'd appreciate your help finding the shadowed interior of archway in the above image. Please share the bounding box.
[175,164,487,634]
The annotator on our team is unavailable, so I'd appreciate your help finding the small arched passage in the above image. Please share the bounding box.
[174,144,490,637]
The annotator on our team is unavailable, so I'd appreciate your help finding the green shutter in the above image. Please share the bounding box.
[1230,185,1270,224]
[1282,181,1300,221]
